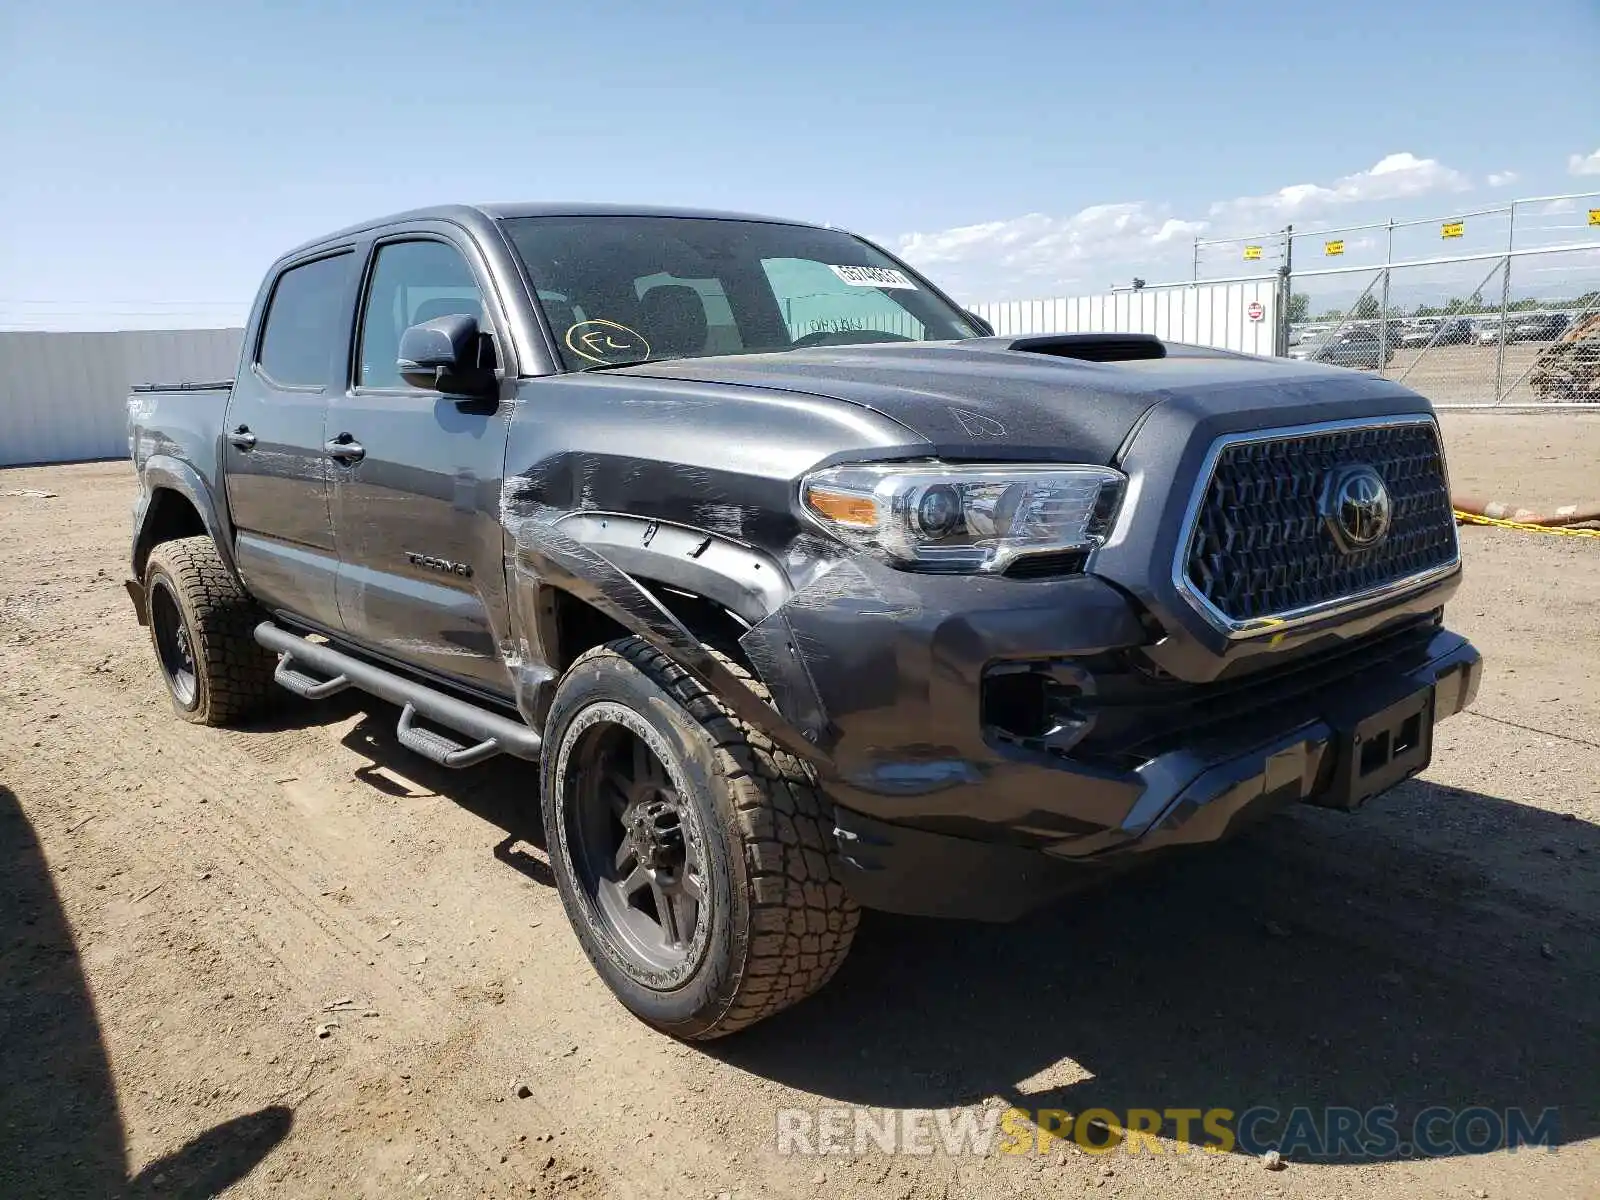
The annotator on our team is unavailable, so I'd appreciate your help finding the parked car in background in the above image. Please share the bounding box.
[1530,311,1600,401]
[1290,323,1331,346]
[1393,318,1475,349]
[1396,320,1439,348]
[1509,312,1571,342]
[1288,326,1394,369]
[1476,317,1506,346]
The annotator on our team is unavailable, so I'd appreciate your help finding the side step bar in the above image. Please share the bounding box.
[254,622,542,767]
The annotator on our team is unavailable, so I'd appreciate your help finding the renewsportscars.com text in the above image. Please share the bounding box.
[775,1105,1560,1161]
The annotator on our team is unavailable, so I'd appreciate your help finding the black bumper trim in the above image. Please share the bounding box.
[831,634,1481,922]
[832,809,1103,922]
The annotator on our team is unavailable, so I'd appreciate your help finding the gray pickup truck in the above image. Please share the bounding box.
[126,203,1481,1039]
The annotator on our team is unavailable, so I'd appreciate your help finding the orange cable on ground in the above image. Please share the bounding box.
[1450,495,1600,528]
[1453,510,1600,539]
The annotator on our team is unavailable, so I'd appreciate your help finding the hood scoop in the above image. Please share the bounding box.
[1005,333,1167,363]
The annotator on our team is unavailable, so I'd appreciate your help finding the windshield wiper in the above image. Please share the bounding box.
[577,355,678,372]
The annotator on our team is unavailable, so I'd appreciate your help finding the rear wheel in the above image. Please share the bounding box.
[143,536,275,725]
[541,637,858,1040]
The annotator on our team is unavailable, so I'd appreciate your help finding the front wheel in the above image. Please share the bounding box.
[541,638,858,1040]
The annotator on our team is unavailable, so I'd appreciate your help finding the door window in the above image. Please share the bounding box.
[357,240,486,389]
[256,253,353,387]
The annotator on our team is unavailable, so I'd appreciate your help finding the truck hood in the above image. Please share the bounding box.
[610,337,1420,463]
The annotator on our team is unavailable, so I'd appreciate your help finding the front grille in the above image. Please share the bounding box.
[1182,420,1458,625]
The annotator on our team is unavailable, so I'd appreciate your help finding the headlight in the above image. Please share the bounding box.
[800,462,1125,574]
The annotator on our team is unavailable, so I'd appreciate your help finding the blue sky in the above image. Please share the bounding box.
[1,0,1596,328]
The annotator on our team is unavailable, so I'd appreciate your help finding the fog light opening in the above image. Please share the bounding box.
[982,662,1092,753]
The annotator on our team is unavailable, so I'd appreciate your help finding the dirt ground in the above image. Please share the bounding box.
[2,413,1597,1200]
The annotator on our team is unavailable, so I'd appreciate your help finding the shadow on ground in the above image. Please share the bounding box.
[332,699,556,888]
[244,698,1600,1165]
[0,785,292,1198]
[710,781,1600,1164]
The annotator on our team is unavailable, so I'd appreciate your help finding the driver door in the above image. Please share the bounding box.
[328,231,514,698]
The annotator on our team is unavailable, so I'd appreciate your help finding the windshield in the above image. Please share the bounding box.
[500,215,981,370]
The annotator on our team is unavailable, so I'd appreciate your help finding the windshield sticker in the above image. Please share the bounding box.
[565,319,651,365]
[827,265,918,290]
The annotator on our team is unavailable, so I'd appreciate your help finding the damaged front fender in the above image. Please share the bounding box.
[504,515,830,767]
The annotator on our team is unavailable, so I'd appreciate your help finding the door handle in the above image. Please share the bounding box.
[226,426,257,451]
[325,434,365,464]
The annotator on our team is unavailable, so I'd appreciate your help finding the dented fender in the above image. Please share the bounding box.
[503,515,829,767]
[551,512,792,626]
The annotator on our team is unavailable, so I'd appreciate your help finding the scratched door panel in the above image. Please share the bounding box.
[328,388,512,693]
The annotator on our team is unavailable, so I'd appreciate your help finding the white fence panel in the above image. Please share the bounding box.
[0,328,243,467]
[972,279,1278,356]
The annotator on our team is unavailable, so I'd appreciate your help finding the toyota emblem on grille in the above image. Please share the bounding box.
[1321,466,1392,552]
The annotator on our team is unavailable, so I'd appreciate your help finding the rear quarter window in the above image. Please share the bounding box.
[256,253,353,387]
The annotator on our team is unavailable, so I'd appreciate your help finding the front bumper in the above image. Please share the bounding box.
[735,546,1479,922]
[828,628,1478,920]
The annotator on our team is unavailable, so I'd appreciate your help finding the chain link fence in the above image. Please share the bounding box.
[1202,191,1600,408]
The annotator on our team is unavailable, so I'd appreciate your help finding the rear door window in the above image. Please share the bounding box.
[256,253,353,388]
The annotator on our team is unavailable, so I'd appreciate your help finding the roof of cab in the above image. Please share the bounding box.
[278,202,820,262]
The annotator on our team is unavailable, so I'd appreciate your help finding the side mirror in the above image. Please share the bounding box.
[398,314,494,395]
[965,310,996,338]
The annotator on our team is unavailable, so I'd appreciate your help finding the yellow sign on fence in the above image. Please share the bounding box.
[1324,239,1345,256]
[1589,209,1600,227]
[1243,245,1262,261]
[1442,221,1465,239]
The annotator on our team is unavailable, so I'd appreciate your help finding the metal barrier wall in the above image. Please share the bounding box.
[0,328,243,466]
[1193,191,1600,407]
[970,276,1284,356]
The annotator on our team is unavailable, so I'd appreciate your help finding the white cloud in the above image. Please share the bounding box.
[894,151,1481,301]
[1208,152,1471,224]
[1487,170,1519,187]
[896,203,1207,299]
[1568,148,1600,176]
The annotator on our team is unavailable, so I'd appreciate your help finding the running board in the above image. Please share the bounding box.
[274,658,352,699]
[254,622,542,766]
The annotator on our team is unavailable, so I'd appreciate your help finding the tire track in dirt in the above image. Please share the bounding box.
[2,623,801,1198]
[0,651,547,1195]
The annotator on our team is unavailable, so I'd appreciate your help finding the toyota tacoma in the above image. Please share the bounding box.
[125,203,1481,1039]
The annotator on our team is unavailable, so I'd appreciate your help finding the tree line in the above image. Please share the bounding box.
[1287,291,1599,323]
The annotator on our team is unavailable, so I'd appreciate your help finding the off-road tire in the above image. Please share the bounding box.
[541,637,859,1039]
[143,536,276,726]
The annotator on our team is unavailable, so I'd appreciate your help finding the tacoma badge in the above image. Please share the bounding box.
[405,551,472,578]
